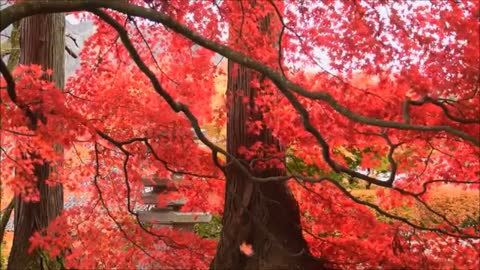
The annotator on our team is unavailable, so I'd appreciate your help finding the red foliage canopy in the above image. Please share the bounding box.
[0,0,478,269]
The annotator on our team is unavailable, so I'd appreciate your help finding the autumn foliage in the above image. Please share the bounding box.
[0,0,479,269]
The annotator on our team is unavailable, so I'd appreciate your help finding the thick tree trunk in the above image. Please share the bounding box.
[211,61,324,270]
[212,2,324,268]
[7,13,65,270]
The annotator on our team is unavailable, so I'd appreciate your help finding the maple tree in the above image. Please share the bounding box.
[0,0,479,269]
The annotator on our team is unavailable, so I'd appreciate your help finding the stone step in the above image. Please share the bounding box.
[138,211,212,225]
[141,192,187,208]
[141,177,170,187]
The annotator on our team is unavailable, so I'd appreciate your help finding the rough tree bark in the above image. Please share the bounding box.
[211,4,324,269]
[212,62,324,270]
[7,13,65,270]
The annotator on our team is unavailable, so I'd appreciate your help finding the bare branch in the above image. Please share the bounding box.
[65,45,78,58]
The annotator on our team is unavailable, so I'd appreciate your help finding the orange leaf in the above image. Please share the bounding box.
[239,242,254,256]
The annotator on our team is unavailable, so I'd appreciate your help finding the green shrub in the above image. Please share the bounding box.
[195,215,222,239]
[1,243,7,270]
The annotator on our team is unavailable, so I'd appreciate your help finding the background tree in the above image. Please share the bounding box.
[7,12,65,270]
